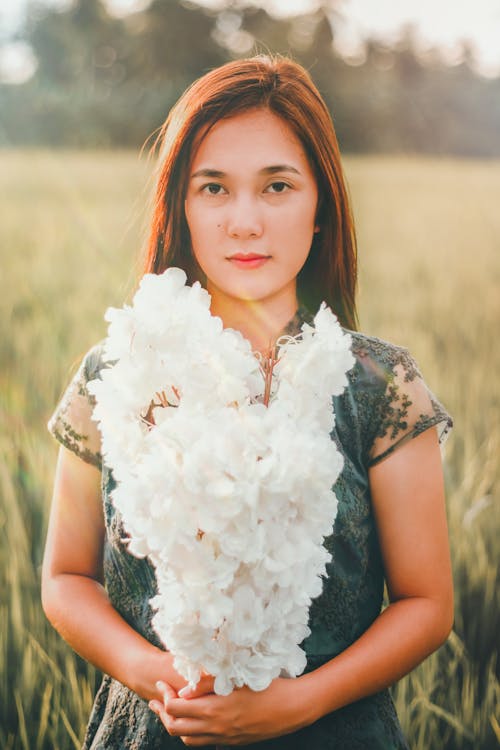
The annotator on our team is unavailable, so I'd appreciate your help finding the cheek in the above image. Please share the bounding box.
[184,205,223,275]
[280,190,317,228]
[184,199,197,239]
[279,201,317,245]
[184,202,212,252]
[185,197,222,226]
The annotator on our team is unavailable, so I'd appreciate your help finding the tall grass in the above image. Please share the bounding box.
[0,150,498,748]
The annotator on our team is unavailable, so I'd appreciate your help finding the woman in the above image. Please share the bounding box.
[43,55,453,749]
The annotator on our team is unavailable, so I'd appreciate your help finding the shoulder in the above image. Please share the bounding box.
[47,341,107,470]
[344,329,421,391]
[338,329,452,468]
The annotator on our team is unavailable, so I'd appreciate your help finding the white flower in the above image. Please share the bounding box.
[90,267,353,695]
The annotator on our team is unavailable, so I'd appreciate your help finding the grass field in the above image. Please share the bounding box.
[0,150,498,749]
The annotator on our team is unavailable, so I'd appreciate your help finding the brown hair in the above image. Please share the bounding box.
[144,55,358,330]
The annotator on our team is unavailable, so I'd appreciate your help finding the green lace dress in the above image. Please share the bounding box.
[48,309,452,750]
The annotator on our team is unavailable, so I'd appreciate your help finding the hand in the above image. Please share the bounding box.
[148,670,215,707]
[178,672,216,699]
[149,676,311,746]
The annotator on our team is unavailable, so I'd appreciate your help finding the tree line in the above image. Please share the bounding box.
[1,0,499,156]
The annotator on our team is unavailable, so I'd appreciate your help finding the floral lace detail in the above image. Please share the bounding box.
[346,332,452,467]
[281,313,452,469]
[48,344,104,469]
[50,415,101,469]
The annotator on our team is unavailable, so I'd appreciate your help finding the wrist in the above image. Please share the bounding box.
[292,671,330,726]
[127,644,185,702]
[281,674,321,732]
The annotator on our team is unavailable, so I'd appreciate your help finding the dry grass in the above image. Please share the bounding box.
[0,150,498,748]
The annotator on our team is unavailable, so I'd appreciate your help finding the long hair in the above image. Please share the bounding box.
[144,55,358,330]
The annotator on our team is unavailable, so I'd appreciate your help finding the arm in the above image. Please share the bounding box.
[42,446,213,703]
[151,427,454,745]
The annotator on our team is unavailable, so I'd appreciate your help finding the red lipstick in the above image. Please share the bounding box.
[228,253,270,269]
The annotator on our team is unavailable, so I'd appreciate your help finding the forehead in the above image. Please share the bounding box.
[189,108,311,171]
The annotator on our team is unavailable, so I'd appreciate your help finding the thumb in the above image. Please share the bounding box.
[178,674,215,699]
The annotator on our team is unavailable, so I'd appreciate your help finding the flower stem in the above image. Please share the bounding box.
[261,345,279,407]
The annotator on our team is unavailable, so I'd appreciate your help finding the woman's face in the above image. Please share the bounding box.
[184,108,318,306]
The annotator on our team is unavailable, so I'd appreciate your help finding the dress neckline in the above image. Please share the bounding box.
[279,304,315,339]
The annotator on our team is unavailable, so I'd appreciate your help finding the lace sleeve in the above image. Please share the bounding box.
[367,347,452,468]
[48,344,104,469]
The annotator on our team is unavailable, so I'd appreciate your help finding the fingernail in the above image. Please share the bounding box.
[156,681,165,691]
[149,700,159,713]
[178,686,191,698]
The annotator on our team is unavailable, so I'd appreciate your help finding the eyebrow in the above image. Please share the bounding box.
[190,164,301,179]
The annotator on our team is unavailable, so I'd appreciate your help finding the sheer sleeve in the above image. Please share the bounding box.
[366,347,452,468]
[48,344,104,469]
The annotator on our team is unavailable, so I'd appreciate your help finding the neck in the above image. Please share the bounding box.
[207,283,299,354]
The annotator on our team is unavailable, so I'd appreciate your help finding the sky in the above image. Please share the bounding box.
[1,0,500,83]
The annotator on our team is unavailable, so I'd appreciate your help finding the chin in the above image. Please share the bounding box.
[222,282,286,304]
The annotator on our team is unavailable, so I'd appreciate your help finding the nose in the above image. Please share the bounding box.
[225,193,263,240]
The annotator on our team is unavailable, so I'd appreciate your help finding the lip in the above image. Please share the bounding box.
[227,253,271,270]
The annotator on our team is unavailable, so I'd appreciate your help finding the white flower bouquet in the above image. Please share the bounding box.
[88,268,354,695]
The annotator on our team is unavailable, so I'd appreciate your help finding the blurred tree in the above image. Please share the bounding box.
[237,6,292,55]
[27,0,126,89]
[0,0,499,155]
[124,0,226,86]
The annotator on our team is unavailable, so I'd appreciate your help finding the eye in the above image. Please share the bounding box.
[201,183,226,196]
[265,181,291,194]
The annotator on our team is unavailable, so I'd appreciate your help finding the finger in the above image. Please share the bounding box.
[151,697,218,736]
[164,695,218,719]
[180,735,222,747]
[149,699,163,714]
[149,701,171,731]
[160,712,216,740]
[150,703,200,737]
[178,676,215,699]
[156,680,177,707]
